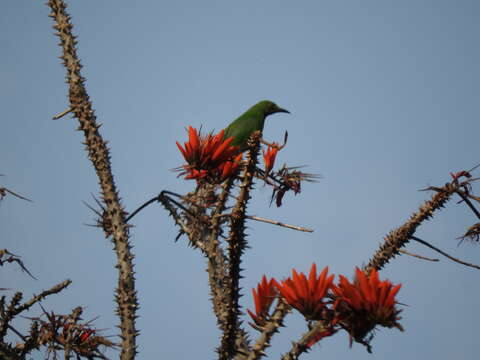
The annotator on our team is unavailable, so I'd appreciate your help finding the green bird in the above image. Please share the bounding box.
[223,100,290,150]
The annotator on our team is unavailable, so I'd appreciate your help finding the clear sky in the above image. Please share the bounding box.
[2,1,479,359]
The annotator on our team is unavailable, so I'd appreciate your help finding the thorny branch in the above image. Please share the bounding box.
[41,3,480,357]
[364,182,458,274]
[245,300,290,360]
[220,132,261,360]
[0,280,72,344]
[206,180,235,328]
[47,1,138,359]
[1,0,470,359]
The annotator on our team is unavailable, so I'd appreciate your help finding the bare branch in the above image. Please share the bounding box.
[246,215,313,233]
[398,249,439,262]
[15,280,71,315]
[0,187,32,202]
[0,249,37,280]
[411,236,480,270]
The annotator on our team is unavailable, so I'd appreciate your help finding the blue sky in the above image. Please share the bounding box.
[2,1,479,359]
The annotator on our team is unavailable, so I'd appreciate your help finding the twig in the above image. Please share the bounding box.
[0,187,32,202]
[15,280,72,314]
[52,107,73,120]
[246,215,313,233]
[125,196,158,222]
[126,190,199,223]
[398,249,439,262]
[455,190,480,220]
[7,324,27,341]
[0,249,38,280]
[411,236,480,270]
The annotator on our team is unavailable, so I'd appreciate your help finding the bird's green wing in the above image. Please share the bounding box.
[224,106,266,149]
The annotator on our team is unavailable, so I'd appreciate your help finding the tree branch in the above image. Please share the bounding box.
[47,1,138,358]
[219,132,261,360]
[364,183,457,273]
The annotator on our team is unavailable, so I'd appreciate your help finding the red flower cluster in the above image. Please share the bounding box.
[247,265,402,350]
[273,264,334,321]
[332,268,403,346]
[176,126,242,182]
[246,275,278,328]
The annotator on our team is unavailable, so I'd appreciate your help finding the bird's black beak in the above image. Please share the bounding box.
[276,107,290,114]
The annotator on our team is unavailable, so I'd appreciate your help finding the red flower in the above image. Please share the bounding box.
[247,275,278,328]
[176,126,241,182]
[218,153,243,181]
[332,268,403,347]
[273,264,334,320]
[79,329,95,343]
[262,144,279,175]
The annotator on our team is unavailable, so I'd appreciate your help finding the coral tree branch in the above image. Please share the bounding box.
[246,300,290,360]
[0,280,71,342]
[219,132,261,360]
[364,183,457,274]
[207,180,234,327]
[47,1,138,359]
[280,322,329,360]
